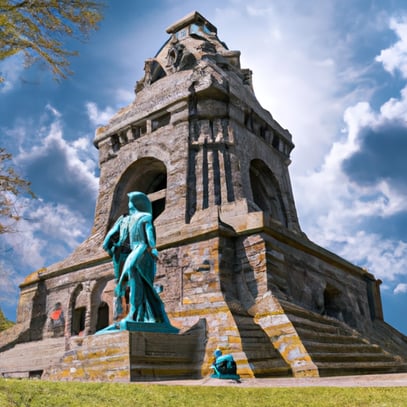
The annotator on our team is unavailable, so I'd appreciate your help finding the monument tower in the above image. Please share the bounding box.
[1,12,407,380]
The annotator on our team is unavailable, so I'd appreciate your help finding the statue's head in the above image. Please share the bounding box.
[127,191,152,215]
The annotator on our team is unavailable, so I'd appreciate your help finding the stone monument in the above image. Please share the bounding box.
[1,11,407,380]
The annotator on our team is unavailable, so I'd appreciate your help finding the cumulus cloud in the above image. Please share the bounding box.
[394,283,407,294]
[376,17,407,78]
[86,102,116,126]
[0,106,100,309]
[16,113,99,219]
[0,197,93,307]
[214,3,338,173]
[292,16,407,285]
[212,1,377,178]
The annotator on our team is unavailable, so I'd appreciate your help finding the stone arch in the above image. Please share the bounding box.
[249,159,288,227]
[108,157,167,228]
[68,284,87,336]
[143,59,167,85]
[89,278,115,334]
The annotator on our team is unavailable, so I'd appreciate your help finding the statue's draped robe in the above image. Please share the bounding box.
[116,212,169,324]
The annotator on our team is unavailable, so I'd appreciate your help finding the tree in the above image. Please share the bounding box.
[0,306,14,331]
[0,148,35,234]
[0,0,104,83]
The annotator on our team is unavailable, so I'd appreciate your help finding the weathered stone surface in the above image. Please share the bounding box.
[43,320,206,382]
[1,11,407,380]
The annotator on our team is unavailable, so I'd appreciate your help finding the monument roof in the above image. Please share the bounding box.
[94,11,294,147]
[166,11,217,35]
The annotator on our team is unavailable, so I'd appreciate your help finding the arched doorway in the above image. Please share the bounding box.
[69,284,88,336]
[96,302,109,331]
[108,157,167,228]
[249,159,288,226]
[72,307,86,336]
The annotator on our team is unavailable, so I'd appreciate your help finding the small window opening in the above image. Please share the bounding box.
[72,307,86,336]
[272,135,280,149]
[111,134,120,152]
[152,113,171,132]
[96,302,109,331]
[119,131,128,145]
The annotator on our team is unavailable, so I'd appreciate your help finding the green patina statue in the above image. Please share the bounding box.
[98,191,177,334]
[211,349,241,381]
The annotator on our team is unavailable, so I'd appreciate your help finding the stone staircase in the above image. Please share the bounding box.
[279,300,407,376]
[233,314,291,377]
[0,337,67,378]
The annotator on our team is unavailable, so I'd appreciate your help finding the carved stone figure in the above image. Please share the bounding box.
[102,191,170,330]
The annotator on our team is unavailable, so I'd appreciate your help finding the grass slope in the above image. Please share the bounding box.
[0,379,406,407]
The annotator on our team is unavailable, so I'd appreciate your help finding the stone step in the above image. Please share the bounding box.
[235,325,279,336]
[295,328,365,345]
[236,349,286,362]
[288,315,351,335]
[316,361,407,377]
[276,298,407,376]
[309,352,397,364]
[279,299,345,325]
[247,360,291,378]
[302,340,383,354]
[0,338,66,377]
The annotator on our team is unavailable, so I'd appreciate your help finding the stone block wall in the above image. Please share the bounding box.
[11,261,114,346]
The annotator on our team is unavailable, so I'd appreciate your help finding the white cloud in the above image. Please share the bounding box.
[376,17,407,78]
[212,1,367,177]
[288,14,407,285]
[394,283,407,294]
[28,201,89,249]
[115,88,135,105]
[0,197,92,297]
[0,54,24,93]
[334,232,407,282]
[85,102,116,126]
[380,86,407,121]
[16,109,99,211]
[0,105,99,283]
[45,103,62,118]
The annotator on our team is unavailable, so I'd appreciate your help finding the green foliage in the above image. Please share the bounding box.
[0,380,406,407]
[0,0,104,82]
[0,307,14,331]
[0,148,35,234]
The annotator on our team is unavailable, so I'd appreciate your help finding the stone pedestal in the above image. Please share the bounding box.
[43,320,206,382]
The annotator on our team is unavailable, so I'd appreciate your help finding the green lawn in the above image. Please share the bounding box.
[0,379,406,407]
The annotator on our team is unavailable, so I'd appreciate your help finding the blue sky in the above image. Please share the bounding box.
[1,0,407,335]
